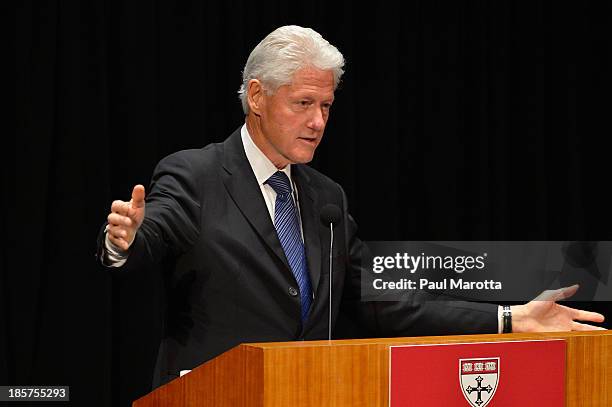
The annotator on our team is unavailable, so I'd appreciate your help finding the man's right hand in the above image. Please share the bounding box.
[107,185,146,251]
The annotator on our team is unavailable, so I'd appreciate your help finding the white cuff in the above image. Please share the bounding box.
[104,226,129,267]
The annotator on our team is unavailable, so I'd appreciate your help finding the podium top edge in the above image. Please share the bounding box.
[240,330,612,350]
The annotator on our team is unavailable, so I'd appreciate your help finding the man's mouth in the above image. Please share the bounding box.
[298,137,318,145]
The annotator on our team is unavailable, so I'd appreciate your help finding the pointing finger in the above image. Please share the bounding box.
[559,305,605,323]
[578,311,606,323]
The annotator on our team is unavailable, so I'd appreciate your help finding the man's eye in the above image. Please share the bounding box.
[300,101,310,106]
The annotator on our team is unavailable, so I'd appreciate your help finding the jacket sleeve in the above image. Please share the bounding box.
[338,185,499,337]
[96,152,202,272]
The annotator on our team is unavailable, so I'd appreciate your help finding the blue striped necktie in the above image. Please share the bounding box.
[265,171,312,322]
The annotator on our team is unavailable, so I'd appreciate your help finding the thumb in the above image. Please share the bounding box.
[556,284,580,301]
[131,184,146,209]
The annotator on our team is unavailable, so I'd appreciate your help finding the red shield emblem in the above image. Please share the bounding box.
[459,358,499,407]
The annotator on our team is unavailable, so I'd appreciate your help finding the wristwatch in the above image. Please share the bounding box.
[502,305,512,333]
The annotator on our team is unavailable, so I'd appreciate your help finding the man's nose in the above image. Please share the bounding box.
[307,107,325,131]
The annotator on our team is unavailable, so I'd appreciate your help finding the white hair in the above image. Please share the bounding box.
[238,25,345,114]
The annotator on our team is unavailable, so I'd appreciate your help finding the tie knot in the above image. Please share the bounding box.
[266,171,292,198]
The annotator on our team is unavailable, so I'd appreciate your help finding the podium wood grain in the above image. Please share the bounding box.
[134,330,612,406]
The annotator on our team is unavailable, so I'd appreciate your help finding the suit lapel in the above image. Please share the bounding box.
[221,129,292,274]
[293,165,322,297]
[220,128,324,297]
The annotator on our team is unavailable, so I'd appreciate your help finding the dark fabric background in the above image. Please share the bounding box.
[11,1,611,406]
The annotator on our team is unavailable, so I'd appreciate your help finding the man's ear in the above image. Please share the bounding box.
[247,79,265,116]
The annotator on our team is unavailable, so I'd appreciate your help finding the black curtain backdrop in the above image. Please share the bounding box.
[11,1,611,406]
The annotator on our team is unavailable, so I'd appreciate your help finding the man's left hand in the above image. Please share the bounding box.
[512,284,606,332]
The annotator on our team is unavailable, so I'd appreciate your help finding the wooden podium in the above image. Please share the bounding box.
[133,331,611,406]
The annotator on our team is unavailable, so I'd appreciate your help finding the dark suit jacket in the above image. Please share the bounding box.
[98,126,498,386]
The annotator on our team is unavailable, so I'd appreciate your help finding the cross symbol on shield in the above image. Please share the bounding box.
[459,357,500,407]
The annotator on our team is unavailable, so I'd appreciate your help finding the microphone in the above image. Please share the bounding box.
[320,204,341,340]
[320,204,341,226]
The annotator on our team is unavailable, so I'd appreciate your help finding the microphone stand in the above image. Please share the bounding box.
[328,220,333,341]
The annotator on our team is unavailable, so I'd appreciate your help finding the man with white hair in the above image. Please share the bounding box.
[98,25,604,386]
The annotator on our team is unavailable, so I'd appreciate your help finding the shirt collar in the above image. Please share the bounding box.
[241,123,292,186]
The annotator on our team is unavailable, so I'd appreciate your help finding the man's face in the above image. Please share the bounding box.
[255,67,335,168]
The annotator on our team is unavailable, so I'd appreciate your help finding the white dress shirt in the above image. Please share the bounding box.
[240,124,304,239]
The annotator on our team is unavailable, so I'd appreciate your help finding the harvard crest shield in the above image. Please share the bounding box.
[459,357,500,407]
